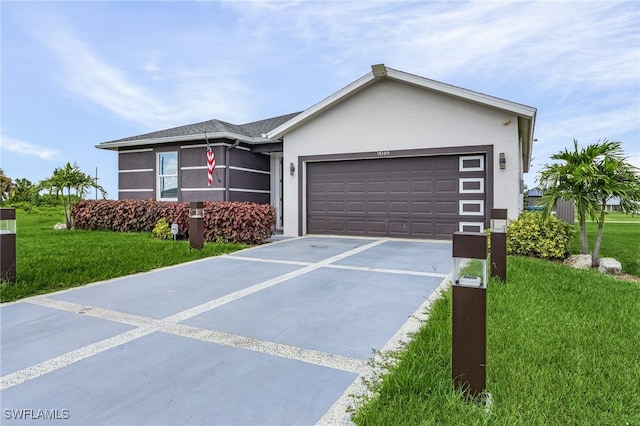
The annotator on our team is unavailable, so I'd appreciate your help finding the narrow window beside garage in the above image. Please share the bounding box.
[158,152,178,201]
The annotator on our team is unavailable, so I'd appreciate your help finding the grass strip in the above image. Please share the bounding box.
[569,221,640,276]
[352,256,640,425]
[0,208,245,302]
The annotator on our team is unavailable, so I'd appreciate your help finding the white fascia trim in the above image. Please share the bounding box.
[96,132,272,150]
[118,148,153,154]
[385,68,537,118]
[267,72,377,140]
[180,143,229,149]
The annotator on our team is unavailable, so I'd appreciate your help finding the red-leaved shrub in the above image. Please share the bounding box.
[72,200,274,244]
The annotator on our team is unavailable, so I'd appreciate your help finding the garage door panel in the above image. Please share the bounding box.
[328,201,346,212]
[368,201,387,213]
[412,181,432,193]
[347,201,365,213]
[435,201,457,214]
[435,179,458,193]
[307,155,486,239]
[412,201,433,214]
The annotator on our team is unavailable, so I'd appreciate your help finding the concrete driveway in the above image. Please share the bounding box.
[0,236,451,425]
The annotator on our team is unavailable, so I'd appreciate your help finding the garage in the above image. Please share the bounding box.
[306,154,487,239]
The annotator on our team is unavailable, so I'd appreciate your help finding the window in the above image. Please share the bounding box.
[158,152,178,201]
[459,155,484,172]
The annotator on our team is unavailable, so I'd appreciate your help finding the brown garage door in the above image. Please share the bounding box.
[306,155,486,239]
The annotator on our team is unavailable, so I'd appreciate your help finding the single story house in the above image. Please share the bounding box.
[97,64,537,239]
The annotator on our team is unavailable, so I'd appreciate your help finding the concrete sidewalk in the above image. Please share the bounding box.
[1,236,451,425]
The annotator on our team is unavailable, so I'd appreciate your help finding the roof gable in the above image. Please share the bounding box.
[96,112,301,150]
[267,64,537,172]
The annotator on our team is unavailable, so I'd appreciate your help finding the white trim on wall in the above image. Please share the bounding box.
[180,187,225,192]
[229,188,271,194]
[229,166,270,175]
[118,169,153,173]
[181,165,227,171]
[118,188,153,193]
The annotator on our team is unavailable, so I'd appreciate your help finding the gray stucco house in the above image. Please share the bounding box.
[97,64,537,239]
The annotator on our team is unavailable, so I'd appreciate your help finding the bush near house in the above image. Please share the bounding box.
[72,200,275,244]
[507,210,574,260]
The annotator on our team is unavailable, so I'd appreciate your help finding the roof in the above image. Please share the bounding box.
[267,64,537,172]
[96,112,301,150]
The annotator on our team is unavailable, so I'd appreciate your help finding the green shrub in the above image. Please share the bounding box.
[152,218,173,240]
[507,211,574,260]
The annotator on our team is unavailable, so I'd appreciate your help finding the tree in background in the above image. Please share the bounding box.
[538,139,640,265]
[39,163,107,228]
[0,169,11,201]
[11,178,37,202]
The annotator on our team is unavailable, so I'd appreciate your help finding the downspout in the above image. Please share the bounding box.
[225,139,241,201]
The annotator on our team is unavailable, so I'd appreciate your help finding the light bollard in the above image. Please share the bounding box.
[490,208,508,282]
[452,231,488,399]
[0,208,17,284]
[189,201,204,249]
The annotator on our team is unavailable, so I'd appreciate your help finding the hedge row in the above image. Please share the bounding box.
[71,200,275,245]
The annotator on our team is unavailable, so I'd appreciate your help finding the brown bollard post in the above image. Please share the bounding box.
[0,208,17,284]
[490,208,508,282]
[189,202,204,250]
[452,232,487,399]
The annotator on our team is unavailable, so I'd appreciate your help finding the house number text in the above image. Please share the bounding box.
[377,150,391,157]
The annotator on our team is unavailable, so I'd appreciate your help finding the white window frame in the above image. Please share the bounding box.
[459,200,484,216]
[459,155,484,172]
[157,151,178,201]
[459,222,484,233]
[459,178,484,194]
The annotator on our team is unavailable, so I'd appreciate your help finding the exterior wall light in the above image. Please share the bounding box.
[499,153,506,169]
[290,162,296,176]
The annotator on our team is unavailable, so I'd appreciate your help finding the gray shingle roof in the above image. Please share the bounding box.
[101,112,301,145]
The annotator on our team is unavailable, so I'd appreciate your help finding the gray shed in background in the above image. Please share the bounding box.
[526,189,575,225]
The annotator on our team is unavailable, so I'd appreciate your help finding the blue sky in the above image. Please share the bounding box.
[2,1,639,199]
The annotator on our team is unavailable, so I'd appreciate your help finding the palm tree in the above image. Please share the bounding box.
[39,163,107,228]
[590,144,640,265]
[537,139,640,264]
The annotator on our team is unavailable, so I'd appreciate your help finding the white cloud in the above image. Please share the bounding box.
[23,9,252,129]
[1,135,61,161]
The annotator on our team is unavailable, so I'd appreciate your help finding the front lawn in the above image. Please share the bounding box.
[0,207,246,302]
[569,221,640,276]
[352,256,640,425]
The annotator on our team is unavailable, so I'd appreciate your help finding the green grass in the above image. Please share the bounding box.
[594,212,640,222]
[0,207,246,302]
[352,257,640,425]
[569,221,640,276]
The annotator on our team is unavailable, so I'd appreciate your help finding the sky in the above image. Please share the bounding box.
[1,0,639,200]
